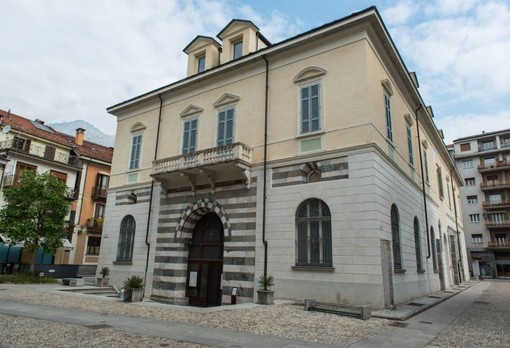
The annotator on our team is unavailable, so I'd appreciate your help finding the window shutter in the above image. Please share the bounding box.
[310,84,319,131]
[225,109,234,144]
[301,87,310,133]
[189,119,197,152]
[129,135,142,170]
[182,121,190,153]
[217,111,225,146]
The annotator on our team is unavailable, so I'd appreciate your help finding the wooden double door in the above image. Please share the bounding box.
[186,213,224,307]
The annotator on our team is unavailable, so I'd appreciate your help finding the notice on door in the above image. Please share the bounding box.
[189,271,198,287]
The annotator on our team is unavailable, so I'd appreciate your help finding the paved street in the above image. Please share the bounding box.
[0,280,509,347]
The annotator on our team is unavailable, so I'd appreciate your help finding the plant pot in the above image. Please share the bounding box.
[257,289,274,305]
[124,288,144,302]
[97,278,109,287]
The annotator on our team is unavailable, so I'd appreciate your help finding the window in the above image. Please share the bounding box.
[182,118,198,154]
[95,173,109,197]
[488,213,505,224]
[424,150,430,183]
[486,174,498,182]
[431,227,438,273]
[471,234,483,244]
[407,125,414,165]
[44,146,56,160]
[385,94,393,142]
[489,193,502,203]
[495,233,507,245]
[13,136,31,153]
[447,184,451,208]
[117,215,135,261]
[86,237,101,255]
[465,177,475,186]
[462,160,473,169]
[437,167,444,199]
[484,157,496,166]
[414,217,423,271]
[460,143,471,152]
[296,199,332,267]
[197,55,205,73]
[467,195,478,204]
[391,204,402,270]
[481,141,496,151]
[300,83,321,134]
[469,214,480,223]
[217,107,235,146]
[129,134,142,170]
[232,40,243,59]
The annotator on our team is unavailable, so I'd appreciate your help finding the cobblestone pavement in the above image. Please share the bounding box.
[0,281,509,347]
[426,280,510,348]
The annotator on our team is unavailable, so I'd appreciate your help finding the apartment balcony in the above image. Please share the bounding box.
[478,160,510,172]
[501,140,510,149]
[85,218,103,234]
[483,200,510,209]
[0,139,80,167]
[480,178,510,191]
[478,143,497,153]
[152,142,253,192]
[3,174,80,200]
[91,186,108,200]
[65,188,80,201]
[485,220,510,229]
[488,240,510,249]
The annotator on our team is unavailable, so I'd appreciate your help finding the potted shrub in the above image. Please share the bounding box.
[97,266,110,287]
[256,273,274,305]
[123,275,144,302]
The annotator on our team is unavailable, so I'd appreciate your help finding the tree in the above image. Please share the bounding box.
[0,171,70,271]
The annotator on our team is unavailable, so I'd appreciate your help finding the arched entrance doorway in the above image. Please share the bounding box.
[186,213,224,307]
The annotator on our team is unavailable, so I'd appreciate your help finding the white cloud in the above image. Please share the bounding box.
[0,0,300,136]
[381,1,416,25]
[436,111,510,144]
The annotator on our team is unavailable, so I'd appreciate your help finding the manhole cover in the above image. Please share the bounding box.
[86,324,112,330]
[407,302,425,307]
[428,296,441,299]
[474,301,489,305]
[389,322,408,328]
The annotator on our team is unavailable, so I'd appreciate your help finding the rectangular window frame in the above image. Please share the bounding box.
[298,80,323,135]
[197,54,206,73]
[182,117,199,154]
[467,195,478,204]
[128,133,143,171]
[471,234,483,244]
[424,150,430,183]
[385,93,393,142]
[465,177,475,186]
[469,214,480,223]
[232,39,243,60]
[407,125,414,165]
[216,106,235,147]
[462,160,473,169]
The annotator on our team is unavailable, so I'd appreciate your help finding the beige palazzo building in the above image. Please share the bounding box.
[99,6,469,308]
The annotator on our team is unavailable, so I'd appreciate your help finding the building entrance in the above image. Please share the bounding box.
[186,213,224,307]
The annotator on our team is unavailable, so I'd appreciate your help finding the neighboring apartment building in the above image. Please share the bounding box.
[453,129,510,279]
[100,7,468,308]
[0,109,113,268]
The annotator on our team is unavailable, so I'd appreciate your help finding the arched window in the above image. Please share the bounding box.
[117,215,136,261]
[391,204,402,270]
[414,217,423,271]
[296,199,332,267]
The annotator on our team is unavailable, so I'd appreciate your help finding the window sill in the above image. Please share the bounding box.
[417,269,426,274]
[292,266,335,272]
[385,137,395,149]
[296,130,325,139]
[394,269,407,274]
[113,260,133,265]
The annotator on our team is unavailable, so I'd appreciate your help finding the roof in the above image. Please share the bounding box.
[183,35,221,54]
[0,109,113,163]
[453,128,510,143]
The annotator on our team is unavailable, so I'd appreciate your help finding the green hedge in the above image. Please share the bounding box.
[0,272,58,284]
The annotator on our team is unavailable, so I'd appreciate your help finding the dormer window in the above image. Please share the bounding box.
[232,39,243,59]
[197,55,206,73]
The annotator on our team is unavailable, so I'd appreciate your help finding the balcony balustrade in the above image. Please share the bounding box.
[488,240,510,249]
[480,178,510,190]
[0,139,80,167]
[92,186,108,199]
[482,200,510,209]
[85,218,103,234]
[485,220,510,229]
[478,143,497,152]
[478,160,510,172]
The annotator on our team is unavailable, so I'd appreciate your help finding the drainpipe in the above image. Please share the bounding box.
[450,168,464,282]
[415,104,431,259]
[262,55,269,278]
[144,94,163,288]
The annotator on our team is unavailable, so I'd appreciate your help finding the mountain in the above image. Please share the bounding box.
[49,120,115,147]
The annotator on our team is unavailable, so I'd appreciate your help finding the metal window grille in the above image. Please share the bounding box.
[117,215,135,261]
[391,204,401,270]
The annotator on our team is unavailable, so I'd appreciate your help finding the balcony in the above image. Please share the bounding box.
[152,142,253,192]
[478,143,497,152]
[3,174,80,200]
[0,139,80,167]
[91,186,108,200]
[501,140,510,149]
[488,240,510,249]
[485,220,510,229]
[480,178,510,191]
[483,200,510,209]
[85,218,103,234]
[478,160,510,172]
[65,188,80,201]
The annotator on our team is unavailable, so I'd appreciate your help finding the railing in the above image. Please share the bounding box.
[66,188,80,200]
[480,179,510,188]
[501,140,510,149]
[91,186,108,199]
[0,139,80,167]
[478,161,509,171]
[485,220,510,228]
[478,143,497,152]
[86,218,103,233]
[483,200,510,208]
[488,241,510,248]
[152,142,252,175]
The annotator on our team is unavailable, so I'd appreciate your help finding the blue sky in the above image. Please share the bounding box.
[1,0,509,143]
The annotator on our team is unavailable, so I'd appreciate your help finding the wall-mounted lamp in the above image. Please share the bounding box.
[127,192,137,204]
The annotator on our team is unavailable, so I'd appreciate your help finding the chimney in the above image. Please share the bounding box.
[75,128,86,145]
[35,119,45,125]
